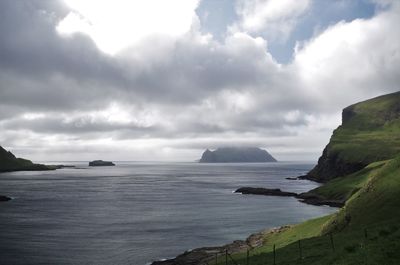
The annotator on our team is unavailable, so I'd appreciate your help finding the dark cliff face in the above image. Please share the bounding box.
[306,145,366,182]
[306,91,400,182]
[199,147,277,163]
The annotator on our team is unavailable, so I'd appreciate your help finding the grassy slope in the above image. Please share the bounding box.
[301,160,387,203]
[220,156,400,265]
[331,92,400,164]
[0,146,49,172]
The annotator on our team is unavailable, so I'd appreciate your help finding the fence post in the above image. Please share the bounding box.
[225,249,228,265]
[273,244,276,265]
[215,253,218,265]
[329,233,335,252]
[246,249,249,265]
[298,239,302,261]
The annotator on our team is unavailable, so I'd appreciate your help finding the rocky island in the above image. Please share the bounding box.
[199,147,277,163]
[88,160,115,166]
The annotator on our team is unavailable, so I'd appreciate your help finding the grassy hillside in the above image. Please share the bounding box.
[307,91,400,182]
[220,156,400,265]
[0,146,49,172]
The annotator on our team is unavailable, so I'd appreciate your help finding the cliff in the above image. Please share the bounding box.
[306,91,400,182]
[199,147,277,163]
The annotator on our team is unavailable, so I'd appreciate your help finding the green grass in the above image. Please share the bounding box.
[308,92,400,181]
[328,92,400,165]
[217,156,400,265]
[303,160,387,202]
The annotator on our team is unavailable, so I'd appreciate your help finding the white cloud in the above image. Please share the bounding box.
[293,1,400,110]
[234,0,311,40]
[57,0,200,55]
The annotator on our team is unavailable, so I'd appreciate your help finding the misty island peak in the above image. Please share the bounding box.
[199,147,277,163]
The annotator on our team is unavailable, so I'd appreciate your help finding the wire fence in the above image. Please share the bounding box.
[207,225,398,265]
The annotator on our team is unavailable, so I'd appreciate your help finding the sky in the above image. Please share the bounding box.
[0,0,399,162]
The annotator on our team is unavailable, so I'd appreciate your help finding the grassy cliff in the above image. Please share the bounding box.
[307,91,400,182]
[220,156,400,265]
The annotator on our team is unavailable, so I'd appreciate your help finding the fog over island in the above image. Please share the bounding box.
[0,0,399,162]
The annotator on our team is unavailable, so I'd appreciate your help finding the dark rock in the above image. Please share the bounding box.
[0,195,11,202]
[88,160,115,166]
[235,187,298,197]
[305,146,366,183]
[285,177,299,180]
[296,192,344,207]
[199,147,277,163]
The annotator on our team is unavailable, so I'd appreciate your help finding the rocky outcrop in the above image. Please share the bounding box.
[88,160,115,166]
[235,187,343,207]
[296,192,345,207]
[235,187,297,197]
[0,195,11,202]
[304,146,366,182]
[199,147,277,163]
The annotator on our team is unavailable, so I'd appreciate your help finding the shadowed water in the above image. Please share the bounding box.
[0,162,336,265]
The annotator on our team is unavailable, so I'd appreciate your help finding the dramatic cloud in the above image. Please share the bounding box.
[0,0,399,161]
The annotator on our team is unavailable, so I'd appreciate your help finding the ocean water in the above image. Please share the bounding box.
[0,162,337,265]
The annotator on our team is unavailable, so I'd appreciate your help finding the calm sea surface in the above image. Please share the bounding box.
[0,162,337,265]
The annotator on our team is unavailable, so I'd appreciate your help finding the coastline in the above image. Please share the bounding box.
[151,226,291,265]
[150,176,340,265]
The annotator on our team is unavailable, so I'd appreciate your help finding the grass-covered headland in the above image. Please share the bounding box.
[217,155,400,265]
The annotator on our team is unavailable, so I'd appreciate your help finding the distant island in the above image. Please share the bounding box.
[199,147,277,163]
[88,160,115,166]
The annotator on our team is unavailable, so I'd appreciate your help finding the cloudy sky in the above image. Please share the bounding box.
[0,0,399,162]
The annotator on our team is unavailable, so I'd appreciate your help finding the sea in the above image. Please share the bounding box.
[0,162,337,265]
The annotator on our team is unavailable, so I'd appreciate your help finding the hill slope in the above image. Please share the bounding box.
[307,91,400,182]
[221,156,400,265]
[0,146,49,172]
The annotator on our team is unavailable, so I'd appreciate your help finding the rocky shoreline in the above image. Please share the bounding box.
[151,226,291,265]
[150,181,342,265]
